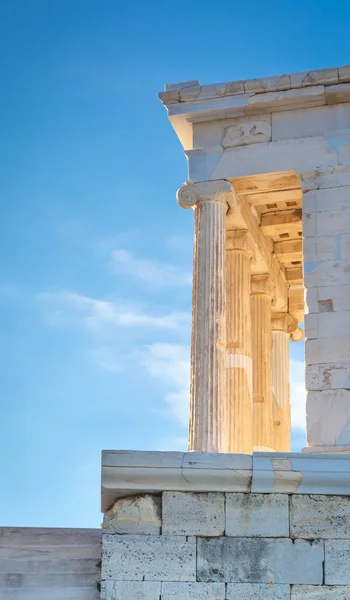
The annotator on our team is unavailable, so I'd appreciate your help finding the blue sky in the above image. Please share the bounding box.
[1,0,349,527]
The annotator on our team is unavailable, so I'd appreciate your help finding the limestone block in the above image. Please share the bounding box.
[225,81,245,95]
[252,453,350,495]
[301,167,350,190]
[306,363,350,390]
[244,74,290,93]
[290,68,338,88]
[211,136,338,180]
[339,66,350,83]
[325,540,350,584]
[303,209,350,238]
[226,493,289,537]
[101,534,196,581]
[162,492,225,536]
[197,538,324,584]
[102,495,161,534]
[306,338,350,364]
[303,260,350,288]
[306,389,350,446]
[162,582,225,600]
[292,585,350,599]
[302,190,316,212]
[272,104,350,142]
[305,284,350,314]
[303,236,336,261]
[227,584,290,599]
[326,83,350,104]
[302,213,316,237]
[100,581,161,600]
[340,234,350,259]
[305,312,350,339]
[101,451,252,510]
[304,186,350,213]
[245,86,326,115]
[291,495,350,538]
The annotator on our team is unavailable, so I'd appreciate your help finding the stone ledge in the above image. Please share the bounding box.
[101,451,350,511]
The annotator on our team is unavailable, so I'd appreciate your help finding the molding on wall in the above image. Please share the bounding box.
[101,450,350,511]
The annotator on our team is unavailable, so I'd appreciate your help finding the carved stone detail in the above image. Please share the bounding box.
[222,118,271,148]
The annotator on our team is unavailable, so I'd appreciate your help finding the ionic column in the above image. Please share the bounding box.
[177,181,229,452]
[251,274,274,451]
[271,314,291,452]
[226,230,253,454]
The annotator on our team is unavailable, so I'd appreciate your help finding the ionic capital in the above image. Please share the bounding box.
[226,229,252,255]
[271,313,304,341]
[176,180,232,211]
[250,274,273,297]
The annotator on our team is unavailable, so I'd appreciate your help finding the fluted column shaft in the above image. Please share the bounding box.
[226,230,252,453]
[251,274,274,451]
[271,314,291,451]
[177,181,229,452]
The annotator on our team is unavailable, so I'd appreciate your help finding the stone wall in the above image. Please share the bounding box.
[100,490,350,599]
[0,527,101,599]
[303,178,350,450]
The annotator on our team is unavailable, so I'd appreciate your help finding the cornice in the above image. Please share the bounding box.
[158,65,350,149]
[101,450,350,511]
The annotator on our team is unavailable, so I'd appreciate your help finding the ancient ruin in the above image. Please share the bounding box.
[159,65,350,455]
[3,64,350,600]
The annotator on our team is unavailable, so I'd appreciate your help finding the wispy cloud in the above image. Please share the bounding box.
[38,291,190,332]
[142,343,190,426]
[111,249,192,287]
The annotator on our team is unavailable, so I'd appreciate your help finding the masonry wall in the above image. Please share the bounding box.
[0,527,101,599]
[303,171,350,449]
[101,491,350,600]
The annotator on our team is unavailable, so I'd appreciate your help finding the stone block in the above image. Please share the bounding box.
[291,495,350,538]
[340,234,350,259]
[305,312,350,339]
[272,104,350,142]
[306,389,350,446]
[339,66,350,83]
[325,540,350,584]
[305,284,350,314]
[303,260,350,288]
[102,495,161,534]
[306,338,350,364]
[245,86,326,115]
[162,582,225,600]
[316,210,350,236]
[306,363,350,390]
[291,68,338,88]
[305,186,350,213]
[292,585,350,599]
[162,492,225,536]
[226,493,289,537]
[303,209,350,238]
[303,236,336,261]
[301,167,350,190]
[302,213,316,237]
[326,83,350,104]
[102,451,252,511]
[100,581,161,600]
[197,538,324,584]
[101,534,196,581]
[211,136,338,181]
[227,584,290,599]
